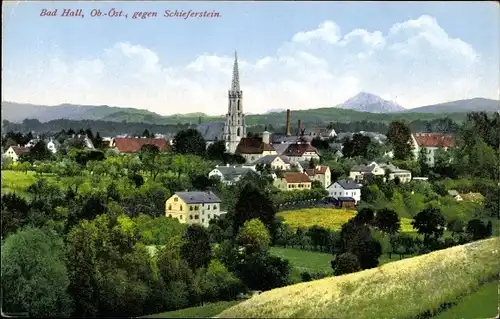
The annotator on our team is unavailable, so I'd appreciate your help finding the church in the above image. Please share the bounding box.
[196,52,246,154]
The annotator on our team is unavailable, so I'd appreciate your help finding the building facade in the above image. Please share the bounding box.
[165,191,226,227]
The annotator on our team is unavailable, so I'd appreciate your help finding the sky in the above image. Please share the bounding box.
[2,1,499,116]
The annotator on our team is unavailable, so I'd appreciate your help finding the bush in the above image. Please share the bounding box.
[331,252,361,276]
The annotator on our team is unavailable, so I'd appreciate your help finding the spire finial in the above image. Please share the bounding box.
[231,51,240,91]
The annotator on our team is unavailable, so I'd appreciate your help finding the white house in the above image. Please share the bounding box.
[208,165,256,185]
[3,146,30,162]
[327,179,362,203]
[411,133,455,167]
[235,133,277,163]
[46,139,60,154]
[165,191,226,228]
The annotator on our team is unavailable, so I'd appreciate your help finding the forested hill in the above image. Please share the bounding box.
[3,100,496,127]
[2,117,463,136]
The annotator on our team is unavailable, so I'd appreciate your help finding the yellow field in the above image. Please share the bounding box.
[277,208,415,232]
[218,237,500,319]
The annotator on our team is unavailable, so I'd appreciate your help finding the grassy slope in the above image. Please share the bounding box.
[277,208,415,232]
[433,280,499,319]
[218,237,500,319]
[145,300,241,318]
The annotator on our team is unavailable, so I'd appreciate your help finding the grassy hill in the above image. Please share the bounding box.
[218,237,499,319]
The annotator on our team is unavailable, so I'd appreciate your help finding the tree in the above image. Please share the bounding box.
[374,208,401,235]
[387,121,412,160]
[233,183,277,237]
[234,251,291,291]
[236,219,271,254]
[311,137,329,150]
[466,219,490,241]
[206,141,227,161]
[411,207,446,245]
[2,228,73,317]
[173,129,207,156]
[1,193,30,238]
[200,260,246,303]
[180,225,212,270]
[353,207,375,225]
[337,220,382,269]
[331,252,361,276]
[142,129,152,138]
[28,140,52,162]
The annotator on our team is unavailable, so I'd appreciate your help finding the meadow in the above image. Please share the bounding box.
[145,300,241,318]
[277,208,415,232]
[1,170,40,196]
[218,237,500,319]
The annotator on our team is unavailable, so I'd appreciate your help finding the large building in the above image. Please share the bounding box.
[196,52,246,153]
[165,191,226,227]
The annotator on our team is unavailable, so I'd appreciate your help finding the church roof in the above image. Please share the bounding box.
[236,137,275,154]
[196,122,225,142]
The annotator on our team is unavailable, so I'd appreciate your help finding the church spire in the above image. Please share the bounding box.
[231,51,240,92]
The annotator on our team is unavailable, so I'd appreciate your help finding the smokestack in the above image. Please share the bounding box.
[286,109,292,136]
[297,120,302,136]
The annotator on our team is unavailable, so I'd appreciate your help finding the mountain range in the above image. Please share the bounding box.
[2,93,499,125]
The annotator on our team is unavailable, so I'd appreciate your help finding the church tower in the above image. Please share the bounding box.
[224,51,246,153]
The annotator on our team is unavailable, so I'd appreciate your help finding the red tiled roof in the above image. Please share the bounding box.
[282,172,311,184]
[10,146,30,155]
[412,133,455,148]
[282,143,318,157]
[113,138,169,153]
[236,137,275,154]
[304,166,328,177]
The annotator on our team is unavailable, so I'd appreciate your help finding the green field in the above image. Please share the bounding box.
[270,247,333,274]
[1,170,39,196]
[219,237,500,319]
[434,281,499,319]
[270,247,411,278]
[145,300,241,318]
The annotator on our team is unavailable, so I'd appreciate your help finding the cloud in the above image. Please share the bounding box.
[3,15,498,115]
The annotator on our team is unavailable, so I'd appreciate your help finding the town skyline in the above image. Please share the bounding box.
[3,1,499,116]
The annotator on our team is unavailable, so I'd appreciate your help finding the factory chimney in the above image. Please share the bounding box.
[285,109,292,136]
[297,120,302,136]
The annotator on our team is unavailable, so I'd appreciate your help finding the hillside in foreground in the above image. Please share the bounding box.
[218,237,499,319]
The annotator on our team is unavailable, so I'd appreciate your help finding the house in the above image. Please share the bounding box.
[24,139,39,148]
[350,162,412,183]
[235,134,277,163]
[349,162,385,182]
[303,127,337,139]
[304,165,331,189]
[447,190,463,201]
[208,165,255,185]
[460,192,484,203]
[3,146,30,162]
[378,163,412,183]
[165,191,226,227]
[327,179,362,203]
[101,137,114,148]
[46,139,60,154]
[411,133,455,167]
[67,134,95,150]
[273,172,312,191]
[281,143,320,164]
[252,155,294,171]
[112,137,169,153]
[337,197,356,208]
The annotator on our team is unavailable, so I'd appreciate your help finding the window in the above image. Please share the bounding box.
[207,206,210,210]
[180,206,183,211]
[190,206,193,211]
[213,205,217,210]
[208,214,211,218]
[168,205,172,210]
[168,214,172,218]
[174,197,178,202]
[202,219,205,223]
[190,215,193,220]
[195,215,199,219]
[179,215,183,219]
[195,206,199,211]
[202,203,205,206]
